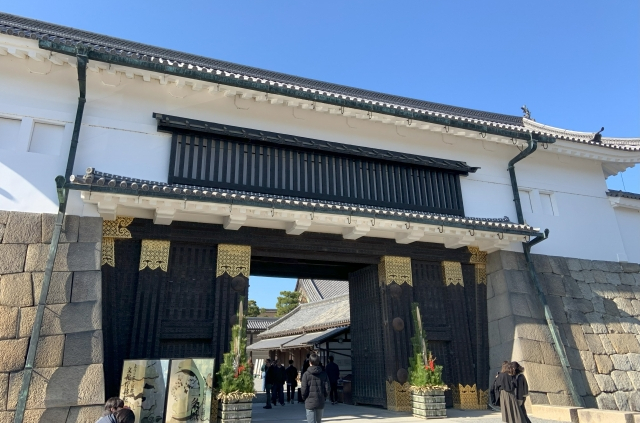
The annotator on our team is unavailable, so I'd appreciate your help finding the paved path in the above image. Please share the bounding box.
[251,393,563,422]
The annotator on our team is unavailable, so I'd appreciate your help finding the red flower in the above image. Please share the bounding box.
[428,358,435,372]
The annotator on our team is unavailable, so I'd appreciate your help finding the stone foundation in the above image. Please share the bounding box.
[488,250,640,411]
[0,211,104,422]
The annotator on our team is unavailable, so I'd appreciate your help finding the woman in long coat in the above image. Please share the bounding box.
[495,362,531,423]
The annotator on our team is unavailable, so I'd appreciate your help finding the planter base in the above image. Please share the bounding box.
[217,398,253,423]
[412,391,447,419]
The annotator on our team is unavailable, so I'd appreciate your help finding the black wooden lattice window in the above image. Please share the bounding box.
[168,133,465,216]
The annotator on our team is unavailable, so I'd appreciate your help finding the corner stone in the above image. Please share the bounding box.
[0,244,27,274]
[78,217,103,243]
[42,214,79,243]
[63,331,103,366]
[32,272,72,305]
[34,335,65,368]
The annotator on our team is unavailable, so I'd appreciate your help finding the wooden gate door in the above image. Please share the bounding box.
[348,265,386,407]
[102,241,240,398]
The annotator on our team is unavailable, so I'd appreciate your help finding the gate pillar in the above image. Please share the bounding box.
[215,244,251,364]
[379,256,414,412]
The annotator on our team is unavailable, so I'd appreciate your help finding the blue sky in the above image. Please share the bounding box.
[3,1,637,306]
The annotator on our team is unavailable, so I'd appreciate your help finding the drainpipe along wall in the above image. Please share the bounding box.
[507,136,584,407]
[13,50,88,423]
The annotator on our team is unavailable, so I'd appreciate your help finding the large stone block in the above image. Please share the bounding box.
[0,408,71,423]
[617,286,637,301]
[7,364,104,409]
[563,276,583,299]
[594,393,618,410]
[70,271,100,303]
[580,351,597,373]
[611,370,634,391]
[563,297,594,314]
[613,298,636,317]
[0,373,7,411]
[41,214,79,244]
[489,341,514,368]
[488,271,508,297]
[549,256,571,276]
[510,293,533,318]
[607,262,624,273]
[0,244,27,274]
[566,258,582,272]
[611,354,632,371]
[627,371,640,390]
[540,341,562,366]
[603,298,620,316]
[585,334,607,355]
[542,273,566,296]
[579,259,594,271]
[488,320,501,348]
[561,324,588,351]
[498,315,516,344]
[19,302,101,337]
[31,272,72,305]
[530,404,580,422]
[618,318,638,335]
[514,316,554,343]
[620,273,636,286]
[0,212,7,225]
[577,282,594,300]
[608,334,640,354]
[583,370,601,396]
[605,273,622,286]
[488,292,512,322]
[521,361,568,393]
[594,374,616,392]
[512,338,544,364]
[505,269,534,295]
[25,243,101,273]
[78,217,102,243]
[0,273,32,307]
[591,271,609,284]
[621,262,640,273]
[627,353,640,371]
[532,254,553,273]
[66,406,103,423]
[0,307,17,340]
[613,391,630,411]
[63,331,103,367]
[592,261,610,272]
[547,295,568,324]
[628,391,640,412]
[3,212,41,244]
[600,335,618,355]
[546,393,574,406]
[594,354,614,374]
[486,251,503,274]
[34,335,64,368]
[0,338,27,372]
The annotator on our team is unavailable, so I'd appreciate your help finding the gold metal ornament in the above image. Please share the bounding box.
[139,240,171,272]
[102,237,115,267]
[102,216,134,238]
[379,256,413,286]
[216,244,251,278]
[452,384,487,410]
[475,264,487,285]
[442,261,464,286]
[467,246,487,264]
[386,380,412,412]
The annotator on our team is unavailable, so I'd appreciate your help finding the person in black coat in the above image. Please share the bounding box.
[271,360,286,406]
[325,356,340,405]
[302,353,311,376]
[263,359,275,409]
[285,360,299,404]
[301,353,330,423]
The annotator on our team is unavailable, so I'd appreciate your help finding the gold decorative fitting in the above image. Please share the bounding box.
[102,216,134,238]
[386,381,412,412]
[468,246,487,264]
[452,384,488,410]
[475,264,487,285]
[442,261,464,286]
[102,237,115,267]
[216,244,251,278]
[379,256,412,286]
[139,240,170,272]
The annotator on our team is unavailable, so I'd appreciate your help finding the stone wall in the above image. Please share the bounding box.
[0,211,104,422]
[488,250,640,411]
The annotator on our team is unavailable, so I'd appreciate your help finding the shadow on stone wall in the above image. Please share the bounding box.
[487,250,640,411]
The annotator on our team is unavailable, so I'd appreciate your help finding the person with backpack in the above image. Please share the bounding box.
[95,397,124,423]
[301,353,330,423]
[325,356,340,405]
[285,360,299,404]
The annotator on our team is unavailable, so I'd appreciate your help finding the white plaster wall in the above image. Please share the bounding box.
[0,42,634,261]
[613,207,640,263]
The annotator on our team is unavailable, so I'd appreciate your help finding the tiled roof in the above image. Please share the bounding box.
[2,13,637,151]
[247,317,278,331]
[260,294,350,339]
[0,13,522,128]
[298,279,349,303]
[69,169,541,236]
[607,190,640,201]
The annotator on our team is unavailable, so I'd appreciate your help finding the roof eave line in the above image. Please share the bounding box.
[39,40,556,144]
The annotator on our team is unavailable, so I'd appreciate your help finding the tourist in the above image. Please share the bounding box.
[286,359,299,404]
[261,359,269,392]
[114,408,135,423]
[263,359,274,409]
[272,360,286,406]
[301,353,330,423]
[511,362,531,423]
[495,361,530,423]
[95,397,124,423]
[325,356,340,405]
[490,361,510,408]
[302,353,311,376]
